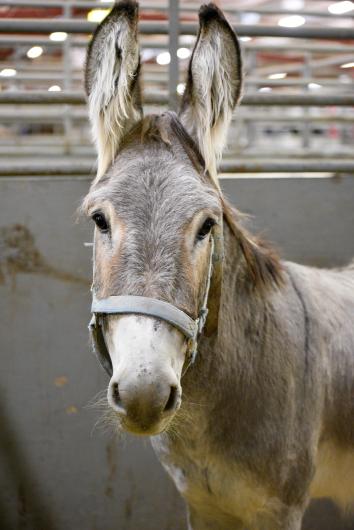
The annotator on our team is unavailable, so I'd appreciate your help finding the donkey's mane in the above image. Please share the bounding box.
[222,199,284,290]
[86,111,283,291]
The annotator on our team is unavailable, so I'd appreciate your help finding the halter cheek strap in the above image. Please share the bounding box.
[89,236,215,377]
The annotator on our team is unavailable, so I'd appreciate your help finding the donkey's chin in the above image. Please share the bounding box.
[120,414,175,437]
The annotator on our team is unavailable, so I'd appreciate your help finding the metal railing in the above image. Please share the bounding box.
[1,19,354,40]
[0,0,353,175]
[1,91,354,107]
[0,159,353,176]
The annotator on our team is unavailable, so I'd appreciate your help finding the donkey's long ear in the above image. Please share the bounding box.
[85,1,142,183]
[179,4,242,186]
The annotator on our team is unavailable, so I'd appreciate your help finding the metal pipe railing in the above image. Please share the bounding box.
[0,20,354,40]
[0,160,353,176]
[1,91,354,107]
[220,161,354,174]
[1,36,354,55]
[1,1,354,19]
[0,108,353,124]
[0,91,166,105]
[1,72,352,90]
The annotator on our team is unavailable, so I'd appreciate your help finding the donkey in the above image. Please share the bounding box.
[82,2,354,529]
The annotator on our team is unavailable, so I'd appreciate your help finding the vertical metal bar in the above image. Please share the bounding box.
[169,0,179,110]
[246,49,257,148]
[63,2,73,154]
[302,52,311,149]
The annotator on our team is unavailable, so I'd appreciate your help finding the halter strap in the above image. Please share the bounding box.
[89,236,215,376]
[91,295,198,340]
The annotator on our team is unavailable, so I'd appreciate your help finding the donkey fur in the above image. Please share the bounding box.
[83,2,354,529]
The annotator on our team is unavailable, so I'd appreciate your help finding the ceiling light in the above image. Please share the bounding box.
[308,82,321,90]
[27,46,43,59]
[87,9,109,22]
[278,15,305,27]
[49,32,68,42]
[240,36,252,42]
[340,62,354,68]
[268,72,287,79]
[48,85,61,91]
[177,83,185,95]
[156,52,170,65]
[177,47,191,59]
[282,0,304,8]
[328,1,354,14]
[240,13,260,24]
[0,68,16,77]
[259,87,272,92]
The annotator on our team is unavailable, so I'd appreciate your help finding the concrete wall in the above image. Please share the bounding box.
[0,175,353,530]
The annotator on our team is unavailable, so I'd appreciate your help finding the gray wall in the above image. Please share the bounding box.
[0,175,353,530]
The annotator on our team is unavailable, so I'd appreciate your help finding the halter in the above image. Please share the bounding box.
[89,235,216,377]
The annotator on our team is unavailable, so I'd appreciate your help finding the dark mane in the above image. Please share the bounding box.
[222,198,284,290]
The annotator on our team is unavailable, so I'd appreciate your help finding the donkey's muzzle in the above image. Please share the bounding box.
[108,374,181,434]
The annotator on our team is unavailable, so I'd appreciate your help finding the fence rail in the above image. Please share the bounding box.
[1,0,354,19]
[1,19,354,39]
[0,160,353,176]
[1,91,354,107]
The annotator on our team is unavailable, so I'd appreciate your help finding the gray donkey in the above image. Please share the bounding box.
[83,2,354,529]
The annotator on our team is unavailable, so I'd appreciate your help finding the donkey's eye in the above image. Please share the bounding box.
[196,218,216,242]
[92,212,109,232]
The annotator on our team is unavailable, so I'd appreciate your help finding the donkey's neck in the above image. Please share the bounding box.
[184,220,272,388]
[177,220,283,443]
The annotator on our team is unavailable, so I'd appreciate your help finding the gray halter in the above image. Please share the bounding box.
[89,237,215,377]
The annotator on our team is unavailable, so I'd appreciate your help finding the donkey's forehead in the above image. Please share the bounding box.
[86,137,220,219]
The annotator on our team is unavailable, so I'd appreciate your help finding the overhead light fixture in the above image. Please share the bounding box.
[177,47,191,59]
[156,52,170,65]
[49,32,68,42]
[282,0,304,9]
[268,72,287,79]
[240,36,252,42]
[0,68,16,77]
[48,85,61,91]
[308,82,321,90]
[340,61,354,68]
[177,83,185,95]
[87,9,109,22]
[240,13,260,24]
[328,1,354,14]
[278,15,305,27]
[27,46,43,59]
[259,87,272,92]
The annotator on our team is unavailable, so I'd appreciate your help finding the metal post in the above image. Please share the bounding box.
[302,53,311,150]
[63,3,73,154]
[168,0,179,110]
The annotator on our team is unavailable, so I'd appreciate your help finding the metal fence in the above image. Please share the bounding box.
[0,0,354,172]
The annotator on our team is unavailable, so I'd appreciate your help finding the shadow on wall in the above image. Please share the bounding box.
[0,389,57,530]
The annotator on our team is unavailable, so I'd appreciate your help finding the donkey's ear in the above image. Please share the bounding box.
[179,4,242,185]
[85,0,142,183]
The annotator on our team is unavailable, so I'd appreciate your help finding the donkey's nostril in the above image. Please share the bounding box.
[111,382,122,408]
[164,385,179,413]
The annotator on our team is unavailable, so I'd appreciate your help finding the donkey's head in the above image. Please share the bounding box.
[83,1,242,435]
